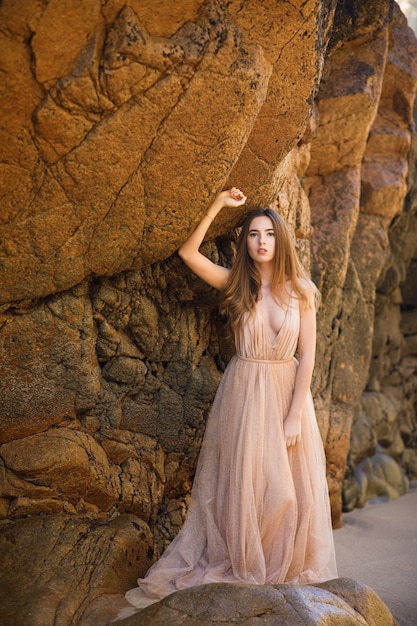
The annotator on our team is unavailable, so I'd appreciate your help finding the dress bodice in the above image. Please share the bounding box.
[235,295,299,362]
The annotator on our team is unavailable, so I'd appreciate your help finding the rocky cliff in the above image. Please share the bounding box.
[0,0,416,623]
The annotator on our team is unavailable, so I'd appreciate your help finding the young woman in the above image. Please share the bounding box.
[126,187,337,607]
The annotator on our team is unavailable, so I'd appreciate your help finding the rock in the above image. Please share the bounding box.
[0,0,417,619]
[0,428,119,516]
[354,450,409,506]
[0,514,154,626]
[0,283,100,444]
[400,308,417,335]
[304,13,393,526]
[350,410,377,467]
[329,0,392,49]
[0,0,332,304]
[110,578,395,626]
[401,259,417,305]
[342,458,362,513]
[403,448,417,477]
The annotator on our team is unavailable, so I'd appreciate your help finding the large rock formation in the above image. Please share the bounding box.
[0,0,416,624]
[305,0,417,520]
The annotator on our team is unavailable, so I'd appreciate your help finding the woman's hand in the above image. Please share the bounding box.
[205,188,247,219]
[283,413,301,448]
[216,187,247,209]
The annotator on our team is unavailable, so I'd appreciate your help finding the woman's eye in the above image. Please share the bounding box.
[267,232,275,237]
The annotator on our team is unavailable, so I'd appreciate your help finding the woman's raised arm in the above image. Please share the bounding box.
[178,187,246,290]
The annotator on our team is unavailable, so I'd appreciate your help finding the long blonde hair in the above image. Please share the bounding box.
[222,208,320,331]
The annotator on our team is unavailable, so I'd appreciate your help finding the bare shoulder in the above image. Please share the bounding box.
[297,277,318,312]
[298,277,315,294]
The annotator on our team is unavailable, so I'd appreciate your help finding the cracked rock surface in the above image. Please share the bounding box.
[0,1,417,624]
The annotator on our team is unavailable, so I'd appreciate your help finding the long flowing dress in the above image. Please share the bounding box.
[126,294,338,606]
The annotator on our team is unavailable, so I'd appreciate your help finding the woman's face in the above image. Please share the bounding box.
[246,215,276,264]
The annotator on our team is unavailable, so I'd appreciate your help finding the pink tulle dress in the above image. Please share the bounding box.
[126,294,337,606]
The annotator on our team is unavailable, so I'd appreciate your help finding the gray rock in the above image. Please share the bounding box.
[111,578,396,625]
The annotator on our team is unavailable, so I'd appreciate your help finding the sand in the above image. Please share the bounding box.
[333,482,417,626]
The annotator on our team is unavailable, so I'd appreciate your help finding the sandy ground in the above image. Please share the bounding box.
[333,482,417,626]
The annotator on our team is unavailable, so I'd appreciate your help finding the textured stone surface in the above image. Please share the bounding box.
[0,514,154,626]
[110,578,395,626]
[342,5,417,512]
[0,0,332,303]
[0,1,417,624]
[0,281,100,443]
[305,3,417,525]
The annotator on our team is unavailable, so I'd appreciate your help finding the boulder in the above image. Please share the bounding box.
[354,450,409,507]
[110,578,396,626]
[0,428,119,516]
[0,514,154,626]
[0,0,331,304]
[0,282,100,444]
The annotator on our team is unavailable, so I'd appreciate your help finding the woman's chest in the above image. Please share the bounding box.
[256,298,288,338]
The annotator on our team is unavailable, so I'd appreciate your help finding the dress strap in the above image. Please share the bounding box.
[237,354,293,364]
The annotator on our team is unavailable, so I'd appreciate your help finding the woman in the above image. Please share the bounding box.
[126,187,337,606]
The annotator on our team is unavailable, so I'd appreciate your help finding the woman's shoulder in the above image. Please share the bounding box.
[294,277,319,310]
[297,276,315,293]
[288,276,313,295]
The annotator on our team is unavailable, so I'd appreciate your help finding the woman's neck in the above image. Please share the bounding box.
[256,265,274,300]
[255,263,273,285]
[256,266,291,302]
